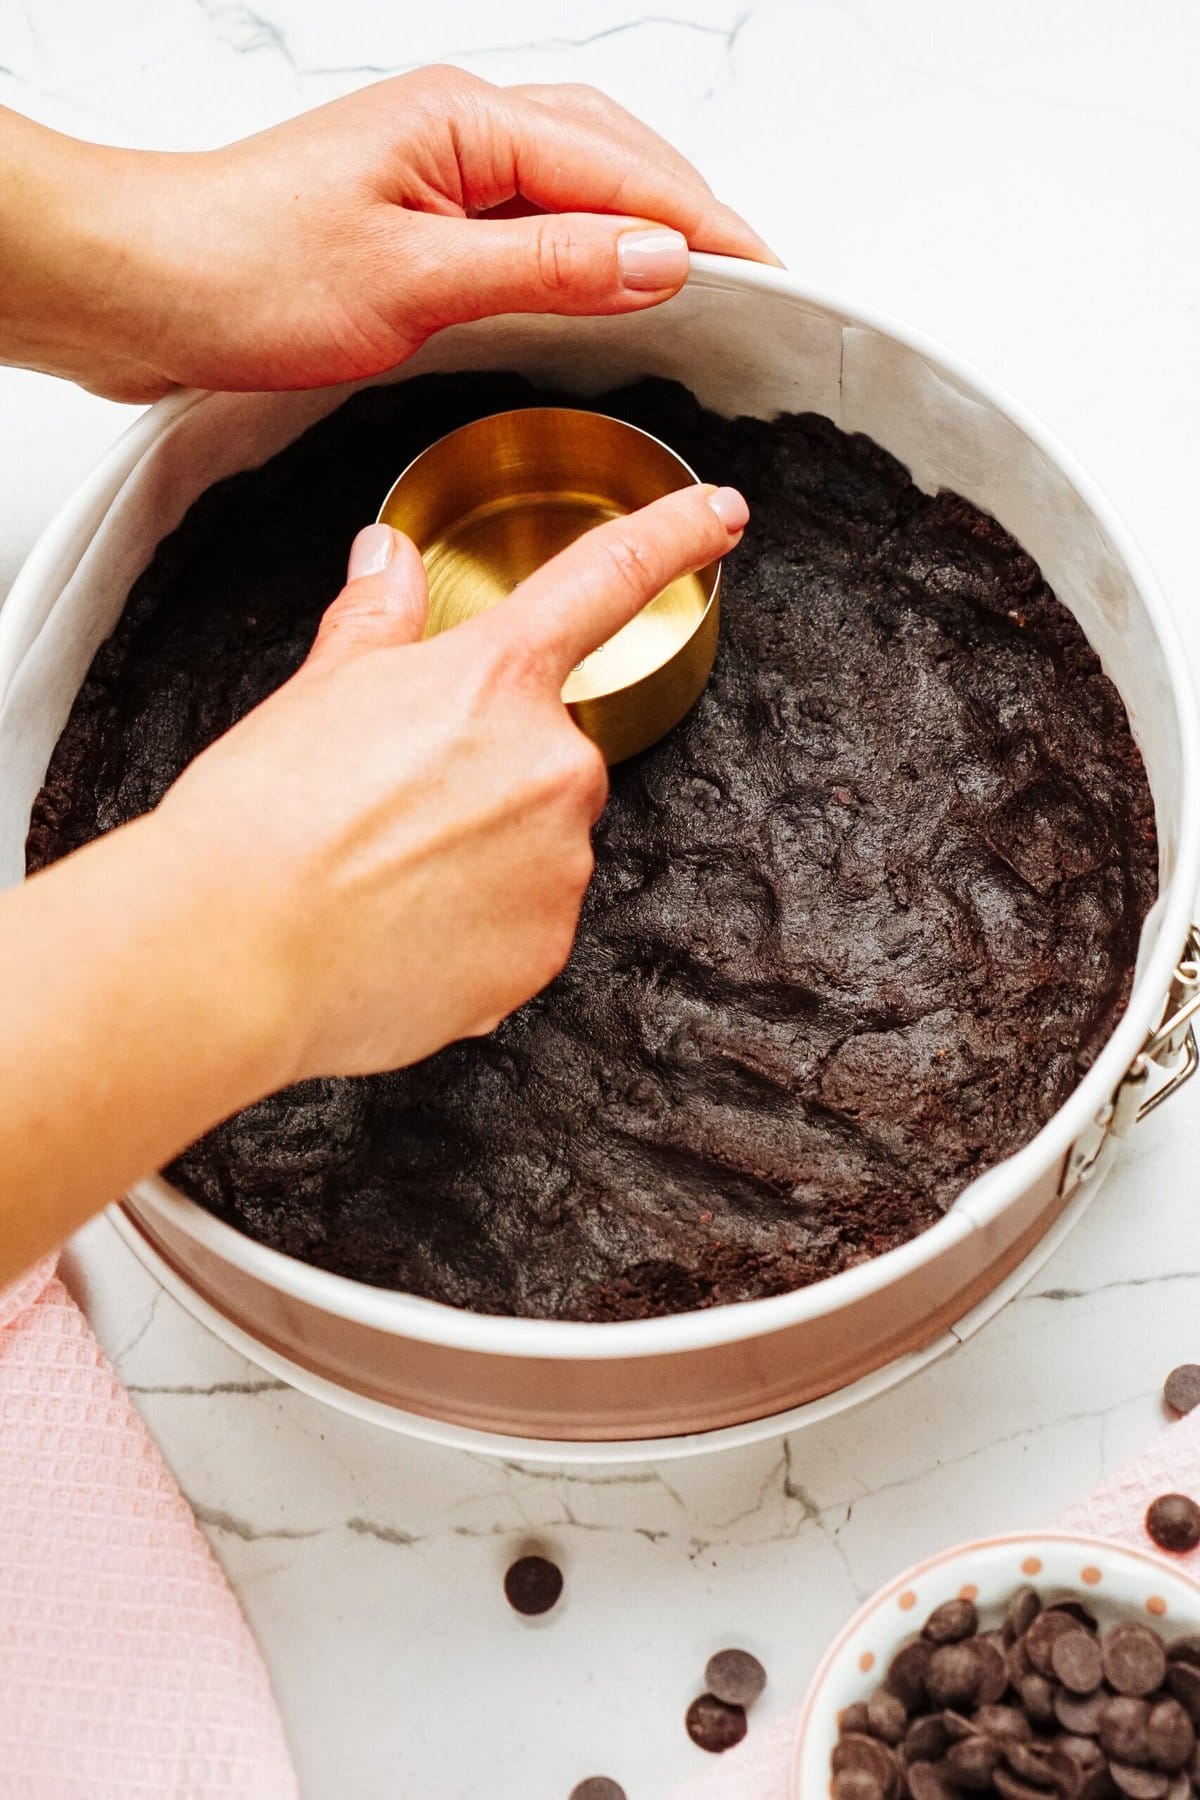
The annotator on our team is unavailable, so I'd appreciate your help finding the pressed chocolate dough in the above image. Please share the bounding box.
[27,375,1158,1320]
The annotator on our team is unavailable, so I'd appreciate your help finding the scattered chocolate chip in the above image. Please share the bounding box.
[1103,1625,1169,1698]
[1055,1686,1108,1736]
[1146,1494,1200,1555]
[1005,1586,1043,1643]
[1166,1659,1200,1726]
[1027,1609,1086,1675]
[504,1554,563,1616]
[1164,1365,1200,1416]
[1099,1696,1152,1766]
[865,1689,907,1745]
[903,1716,949,1763]
[1147,1698,1195,1772]
[886,1639,933,1709]
[569,1782,626,1800]
[685,1693,747,1755]
[840,1702,871,1735]
[1018,1671,1060,1727]
[925,1643,982,1709]
[1109,1765,1169,1799]
[704,1648,766,1709]
[1053,1630,1105,1694]
[923,1598,979,1644]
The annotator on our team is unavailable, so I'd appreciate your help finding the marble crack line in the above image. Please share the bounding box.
[127,1378,288,1396]
[113,1288,162,1363]
[1024,1269,1200,1304]
[827,1400,1138,1517]
[495,1458,689,1514]
[191,1502,326,1543]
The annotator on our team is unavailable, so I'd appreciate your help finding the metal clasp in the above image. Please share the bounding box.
[1062,924,1200,1195]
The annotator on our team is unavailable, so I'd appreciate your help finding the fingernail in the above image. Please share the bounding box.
[348,522,396,580]
[706,485,750,533]
[618,226,690,292]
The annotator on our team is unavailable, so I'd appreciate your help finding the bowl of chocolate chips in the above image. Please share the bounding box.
[793,1531,1200,1799]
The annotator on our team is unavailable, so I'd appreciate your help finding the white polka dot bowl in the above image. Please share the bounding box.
[791,1530,1200,1797]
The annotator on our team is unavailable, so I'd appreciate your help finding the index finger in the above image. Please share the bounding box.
[471,484,748,684]
[450,78,779,266]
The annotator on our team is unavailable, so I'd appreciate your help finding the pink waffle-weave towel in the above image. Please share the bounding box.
[0,1258,297,1800]
[674,1402,1200,1799]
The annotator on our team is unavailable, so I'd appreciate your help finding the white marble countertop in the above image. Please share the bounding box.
[5,3,1200,1796]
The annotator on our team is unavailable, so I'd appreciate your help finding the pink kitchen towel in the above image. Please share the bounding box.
[675,1400,1200,1799]
[0,1259,297,1800]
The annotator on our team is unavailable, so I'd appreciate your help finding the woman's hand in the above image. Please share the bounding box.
[0,71,776,401]
[0,480,746,1275]
[156,483,749,1080]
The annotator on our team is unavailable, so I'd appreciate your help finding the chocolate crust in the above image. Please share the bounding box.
[27,374,1158,1320]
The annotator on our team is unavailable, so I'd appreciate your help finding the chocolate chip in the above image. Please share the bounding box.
[504,1554,563,1615]
[1008,1637,1035,1685]
[685,1693,747,1754]
[1146,1495,1200,1555]
[1027,1609,1087,1676]
[906,1765,959,1800]
[1109,1766,1169,1799]
[1166,1659,1200,1726]
[569,1782,626,1800]
[1048,1600,1101,1634]
[1006,1740,1065,1785]
[1054,1734,1106,1771]
[1052,1630,1105,1694]
[1103,1626,1169,1698]
[974,1704,1035,1745]
[841,1702,871,1735]
[1166,1632,1200,1668]
[886,1639,934,1709]
[1164,1365,1200,1416]
[1005,1586,1043,1643]
[925,1643,982,1709]
[832,1732,900,1791]
[1055,1686,1108,1736]
[903,1716,950,1764]
[833,1775,885,1800]
[1099,1696,1152,1766]
[923,1598,979,1644]
[995,1771,1057,1800]
[947,1735,1002,1787]
[1147,1699,1195,1772]
[1018,1671,1060,1727]
[865,1689,907,1746]
[972,1636,1011,1704]
[704,1649,766,1709]
[1164,1776,1191,1800]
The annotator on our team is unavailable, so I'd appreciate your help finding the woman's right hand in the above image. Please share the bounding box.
[155,483,748,1083]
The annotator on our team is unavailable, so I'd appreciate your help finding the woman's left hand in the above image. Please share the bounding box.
[1,70,777,401]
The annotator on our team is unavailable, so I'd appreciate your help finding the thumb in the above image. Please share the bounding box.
[306,525,429,669]
[407,212,691,327]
